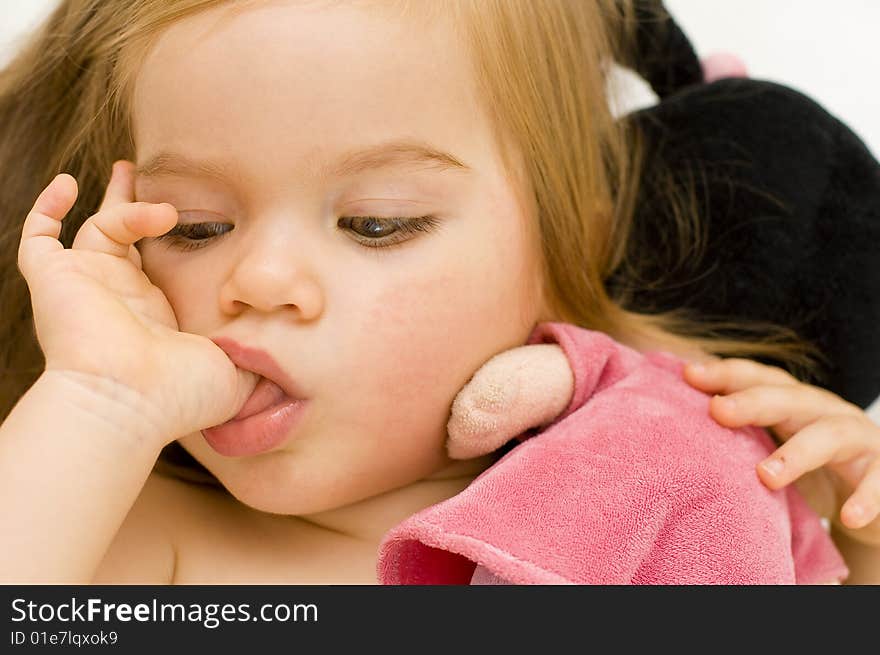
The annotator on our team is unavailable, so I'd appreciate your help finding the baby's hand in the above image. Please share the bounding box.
[683,358,880,545]
[17,162,259,447]
[446,344,573,459]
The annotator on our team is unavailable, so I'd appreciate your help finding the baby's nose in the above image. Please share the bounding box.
[220,249,324,319]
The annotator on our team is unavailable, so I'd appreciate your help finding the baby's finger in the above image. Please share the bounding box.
[17,174,78,280]
[840,458,880,529]
[104,161,148,270]
[71,201,177,259]
[708,383,863,438]
[757,414,874,489]
[98,160,135,212]
[128,244,143,270]
[684,358,798,394]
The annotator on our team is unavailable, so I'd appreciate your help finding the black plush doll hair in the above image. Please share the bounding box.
[604,0,880,408]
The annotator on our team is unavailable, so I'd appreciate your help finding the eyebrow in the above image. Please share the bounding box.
[135,139,471,182]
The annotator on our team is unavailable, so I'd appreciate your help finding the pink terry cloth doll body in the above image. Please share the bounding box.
[376,322,848,584]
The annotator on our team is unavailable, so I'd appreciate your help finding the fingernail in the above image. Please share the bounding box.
[760,458,784,477]
[689,363,706,374]
[845,502,867,526]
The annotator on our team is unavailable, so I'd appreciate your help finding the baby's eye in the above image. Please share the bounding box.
[152,215,442,253]
[155,222,232,252]
[337,215,441,249]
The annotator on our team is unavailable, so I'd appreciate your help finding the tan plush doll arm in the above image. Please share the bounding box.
[446,344,574,459]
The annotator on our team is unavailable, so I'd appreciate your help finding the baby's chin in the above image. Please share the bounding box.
[208,470,353,516]
[173,426,468,518]
[220,476,325,516]
[176,441,400,516]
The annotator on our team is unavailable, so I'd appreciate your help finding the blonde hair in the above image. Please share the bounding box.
[0,0,824,481]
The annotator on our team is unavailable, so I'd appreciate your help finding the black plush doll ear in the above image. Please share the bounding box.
[607,2,880,409]
[626,0,703,98]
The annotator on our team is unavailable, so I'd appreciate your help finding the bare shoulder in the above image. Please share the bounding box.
[91,470,238,584]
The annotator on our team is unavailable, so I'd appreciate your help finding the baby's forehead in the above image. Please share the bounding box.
[134,0,472,110]
[129,1,493,186]
[143,0,453,59]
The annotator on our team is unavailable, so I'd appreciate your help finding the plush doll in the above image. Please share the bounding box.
[446,0,880,459]
[383,321,848,583]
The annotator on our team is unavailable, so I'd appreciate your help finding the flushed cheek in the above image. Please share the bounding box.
[350,273,467,408]
[350,265,531,430]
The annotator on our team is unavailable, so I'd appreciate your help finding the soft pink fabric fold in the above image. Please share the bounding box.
[377,322,849,585]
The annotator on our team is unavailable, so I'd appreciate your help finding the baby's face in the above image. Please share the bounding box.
[132,0,546,514]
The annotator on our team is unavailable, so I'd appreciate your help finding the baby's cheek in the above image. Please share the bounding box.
[360,271,473,401]
[357,265,530,418]
[139,250,192,317]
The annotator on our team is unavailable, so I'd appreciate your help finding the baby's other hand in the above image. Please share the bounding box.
[446,344,574,459]
[684,358,880,545]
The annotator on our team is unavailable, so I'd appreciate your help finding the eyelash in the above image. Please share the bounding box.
[154,215,442,253]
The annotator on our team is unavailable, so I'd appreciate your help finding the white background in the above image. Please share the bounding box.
[2,0,879,415]
[666,0,879,159]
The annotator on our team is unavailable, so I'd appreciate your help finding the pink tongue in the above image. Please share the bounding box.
[233,376,287,421]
